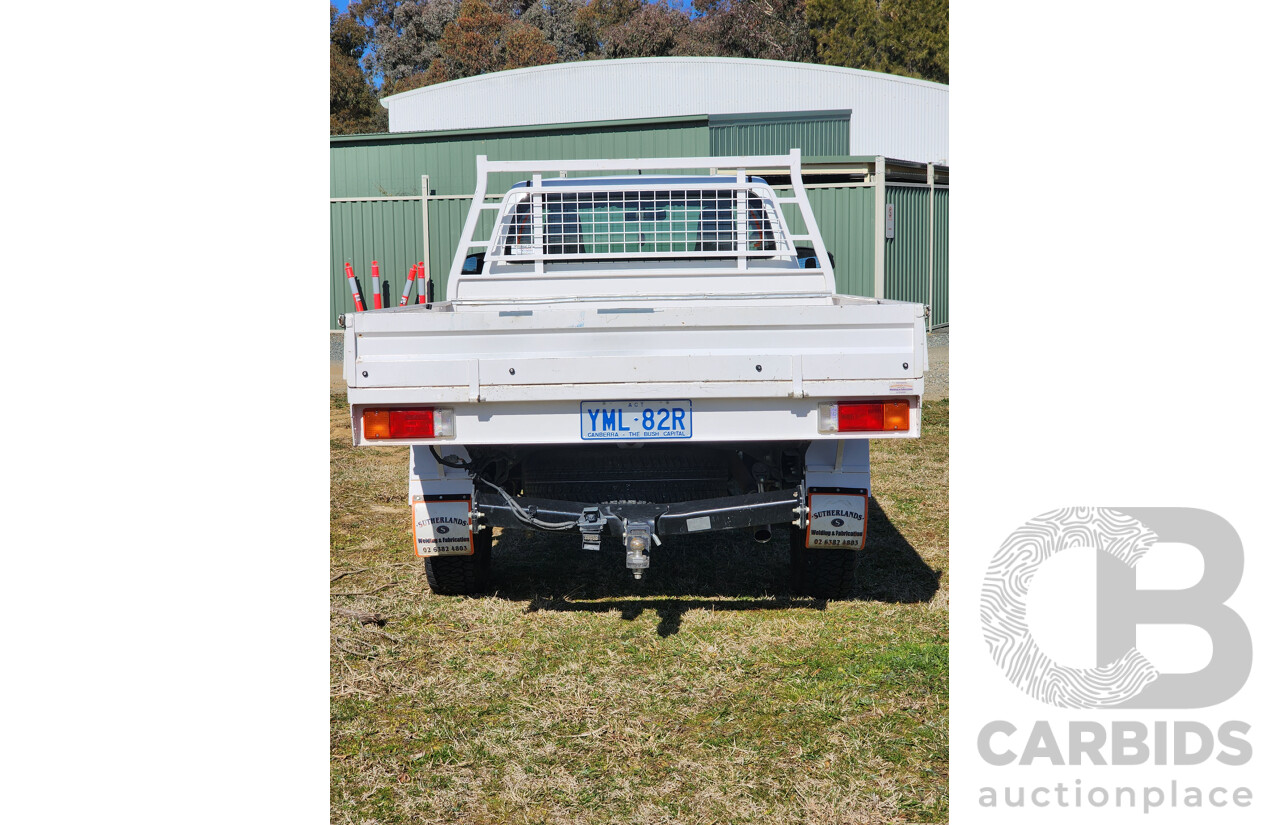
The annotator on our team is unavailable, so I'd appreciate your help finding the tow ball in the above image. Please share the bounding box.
[624,521,656,580]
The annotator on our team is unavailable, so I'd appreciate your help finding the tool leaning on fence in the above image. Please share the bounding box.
[370,260,382,310]
[345,260,429,312]
[399,263,418,306]
[344,261,365,313]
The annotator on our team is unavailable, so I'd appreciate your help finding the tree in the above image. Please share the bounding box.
[331,4,370,56]
[370,0,461,88]
[439,0,511,76]
[331,4,388,134]
[577,0,815,62]
[696,0,817,62]
[579,0,643,31]
[808,0,947,83]
[418,0,559,85]
[503,21,561,69]
[341,0,949,109]
[521,0,599,62]
[584,0,691,58]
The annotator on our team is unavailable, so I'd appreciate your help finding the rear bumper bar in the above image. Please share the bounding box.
[474,487,804,537]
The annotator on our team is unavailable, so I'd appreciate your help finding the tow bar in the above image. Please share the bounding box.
[624,521,656,580]
[474,488,803,580]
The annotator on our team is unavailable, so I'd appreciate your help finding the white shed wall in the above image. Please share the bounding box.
[381,57,948,164]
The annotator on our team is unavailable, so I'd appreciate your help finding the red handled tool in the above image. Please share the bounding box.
[344,262,365,312]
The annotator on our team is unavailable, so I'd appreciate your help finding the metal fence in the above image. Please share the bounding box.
[330,128,948,328]
[932,188,949,328]
[330,199,423,324]
[328,180,942,328]
[885,181,948,327]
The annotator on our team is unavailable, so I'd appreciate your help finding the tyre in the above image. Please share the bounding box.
[423,528,493,596]
[789,525,857,599]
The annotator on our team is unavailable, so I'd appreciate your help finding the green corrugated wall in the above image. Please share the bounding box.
[329,200,508,325]
[330,114,947,329]
[885,186,929,304]
[885,184,949,327]
[330,119,712,328]
[932,188,948,327]
[424,198,498,301]
[777,186,877,298]
[331,119,712,198]
[709,112,849,157]
[331,200,423,321]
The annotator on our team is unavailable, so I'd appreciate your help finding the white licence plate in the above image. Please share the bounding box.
[579,400,692,441]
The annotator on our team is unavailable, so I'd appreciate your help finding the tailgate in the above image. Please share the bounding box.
[343,299,927,446]
[345,300,926,402]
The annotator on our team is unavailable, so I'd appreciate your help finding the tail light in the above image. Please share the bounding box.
[817,401,910,433]
[362,407,455,440]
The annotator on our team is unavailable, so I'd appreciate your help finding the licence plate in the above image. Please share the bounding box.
[580,400,692,441]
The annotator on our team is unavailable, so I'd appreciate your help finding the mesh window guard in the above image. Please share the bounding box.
[493,186,789,261]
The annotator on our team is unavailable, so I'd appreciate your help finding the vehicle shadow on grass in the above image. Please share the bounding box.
[487,497,940,636]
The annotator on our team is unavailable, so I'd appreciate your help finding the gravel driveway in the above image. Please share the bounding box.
[925,329,949,400]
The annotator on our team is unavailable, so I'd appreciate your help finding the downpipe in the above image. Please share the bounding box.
[752,525,773,544]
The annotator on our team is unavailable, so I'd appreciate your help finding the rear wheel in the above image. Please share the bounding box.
[789,525,857,599]
[424,529,493,596]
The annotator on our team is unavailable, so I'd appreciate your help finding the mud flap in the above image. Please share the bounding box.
[805,490,868,550]
[412,497,474,557]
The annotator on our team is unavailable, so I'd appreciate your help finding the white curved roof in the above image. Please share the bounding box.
[381,57,948,164]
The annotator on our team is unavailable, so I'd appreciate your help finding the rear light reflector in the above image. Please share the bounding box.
[817,401,911,433]
[362,407,455,440]
[882,401,910,431]
[838,402,884,432]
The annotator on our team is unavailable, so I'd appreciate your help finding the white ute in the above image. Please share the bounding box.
[342,150,928,597]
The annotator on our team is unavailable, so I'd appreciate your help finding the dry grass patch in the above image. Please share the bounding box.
[331,395,949,823]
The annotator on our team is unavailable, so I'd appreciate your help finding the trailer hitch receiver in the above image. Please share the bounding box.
[624,521,653,580]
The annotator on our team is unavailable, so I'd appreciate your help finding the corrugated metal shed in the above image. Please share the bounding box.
[328,115,865,329]
[884,179,948,327]
[331,116,711,198]
[931,188,949,327]
[776,184,877,298]
[709,110,850,157]
[381,58,948,164]
[330,101,948,330]
[885,185,931,304]
[330,199,423,322]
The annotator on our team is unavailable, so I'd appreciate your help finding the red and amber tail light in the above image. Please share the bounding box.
[361,407,455,440]
[817,401,910,433]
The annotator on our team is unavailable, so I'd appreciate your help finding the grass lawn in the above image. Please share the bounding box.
[331,394,948,824]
